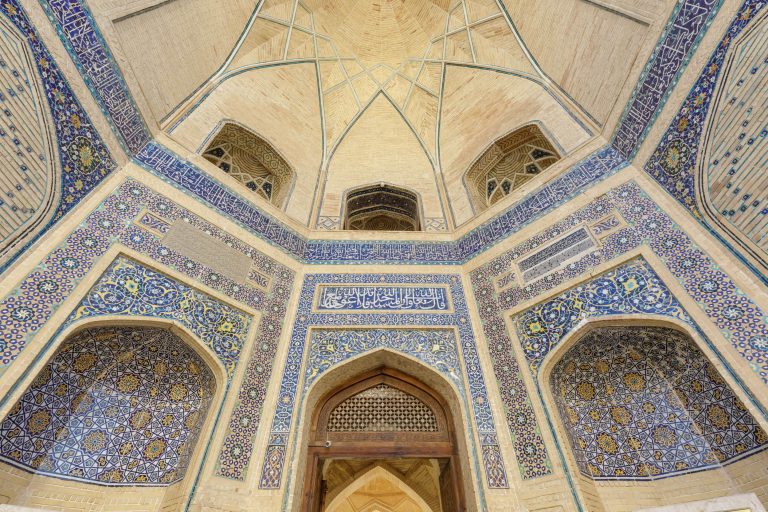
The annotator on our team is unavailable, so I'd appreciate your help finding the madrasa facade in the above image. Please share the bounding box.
[0,0,767,511]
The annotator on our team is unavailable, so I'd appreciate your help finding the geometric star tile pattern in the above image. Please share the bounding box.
[552,326,768,480]
[0,327,215,486]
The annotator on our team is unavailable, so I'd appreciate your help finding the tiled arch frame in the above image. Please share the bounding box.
[0,253,256,507]
[511,257,768,511]
[537,317,768,511]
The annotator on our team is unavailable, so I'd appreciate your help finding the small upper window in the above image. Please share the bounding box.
[344,184,421,231]
[466,124,560,211]
[202,123,294,208]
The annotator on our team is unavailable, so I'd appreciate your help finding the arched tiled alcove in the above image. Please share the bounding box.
[343,184,422,231]
[0,325,219,510]
[202,122,295,208]
[548,325,768,512]
[464,123,559,212]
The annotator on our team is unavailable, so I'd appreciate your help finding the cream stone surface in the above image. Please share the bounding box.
[637,493,766,512]
[169,64,323,225]
[319,94,446,227]
[101,0,253,122]
[501,0,676,126]
[440,66,594,224]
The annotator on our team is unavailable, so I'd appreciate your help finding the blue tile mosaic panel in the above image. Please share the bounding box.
[612,0,724,158]
[0,326,216,485]
[39,0,151,153]
[315,285,450,311]
[552,325,768,479]
[0,1,116,273]
[253,273,510,494]
[644,1,768,270]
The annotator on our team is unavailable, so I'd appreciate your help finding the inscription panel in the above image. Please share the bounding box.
[315,285,452,312]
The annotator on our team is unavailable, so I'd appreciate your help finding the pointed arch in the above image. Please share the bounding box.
[324,465,435,512]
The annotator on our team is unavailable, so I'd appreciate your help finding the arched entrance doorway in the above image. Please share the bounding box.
[302,367,466,511]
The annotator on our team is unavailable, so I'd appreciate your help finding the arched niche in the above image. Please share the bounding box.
[202,121,296,209]
[293,350,480,512]
[696,10,768,276]
[343,183,423,231]
[0,14,60,268]
[0,324,224,511]
[541,323,768,512]
[463,123,560,213]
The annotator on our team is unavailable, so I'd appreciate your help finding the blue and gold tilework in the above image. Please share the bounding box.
[470,179,768,482]
[552,325,768,480]
[0,326,216,485]
[39,0,151,153]
[0,178,296,484]
[515,258,690,372]
[613,0,725,158]
[71,257,251,378]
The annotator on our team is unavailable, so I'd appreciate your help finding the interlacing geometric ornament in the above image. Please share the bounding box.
[70,257,251,378]
[256,274,509,493]
[0,327,216,486]
[326,384,439,433]
[552,326,768,480]
[0,1,116,272]
[514,258,690,372]
[465,124,560,211]
[470,179,768,479]
[202,123,294,207]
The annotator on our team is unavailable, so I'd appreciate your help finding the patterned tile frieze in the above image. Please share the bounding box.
[0,326,216,485]
[552,326,768,480]
[254,274,510,491]
[136,142,625,264]
[612,0,724,158]
[39,0,151,153]
[470,179,768,480]
[0,1,116,273]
